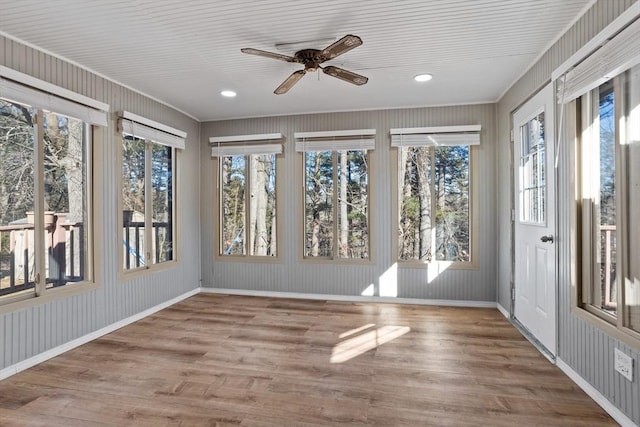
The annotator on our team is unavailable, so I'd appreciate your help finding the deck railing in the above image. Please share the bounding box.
[123,221,171,269]
[0,215,84,297]
[601,224,617,310]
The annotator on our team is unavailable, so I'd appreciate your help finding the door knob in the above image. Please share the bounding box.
[540,235,554,243]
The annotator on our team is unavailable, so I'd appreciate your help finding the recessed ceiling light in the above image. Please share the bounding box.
[221,90,237,97]
[414,73,433,82]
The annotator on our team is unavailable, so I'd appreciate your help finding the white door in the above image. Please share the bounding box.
[513,83,556,356]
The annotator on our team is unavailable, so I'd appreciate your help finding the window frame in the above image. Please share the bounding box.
[0,97,98,310]
[119,127,179,277]
[213,152,283,263]
[297,148,373,264]
[390,144,479,270]
[570,72,640,349]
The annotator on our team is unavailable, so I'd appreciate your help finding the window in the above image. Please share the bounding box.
[210,133,282,258]
[120,113,184,271]
[391,126,479,265]
[575,65,640,337]
[303,150,369,259]
[0,73,106,303]
[295,130,375,260]
[220,154,277,256]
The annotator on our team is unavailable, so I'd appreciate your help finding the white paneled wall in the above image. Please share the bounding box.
[0,36,201,371]
[497,0,640,424]
[201,104,497,302]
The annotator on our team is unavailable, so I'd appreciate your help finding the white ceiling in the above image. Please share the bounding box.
[0,0,593,121]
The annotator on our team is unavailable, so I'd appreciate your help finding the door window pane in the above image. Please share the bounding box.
[519,112,546,224]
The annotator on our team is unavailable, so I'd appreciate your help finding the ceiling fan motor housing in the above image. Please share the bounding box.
[295,49,324,71]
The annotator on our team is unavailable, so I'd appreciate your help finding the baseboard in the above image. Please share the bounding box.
[0,287,200,382]
[201,287,498,308]
[556,358,637,427]
[496,303,510,319]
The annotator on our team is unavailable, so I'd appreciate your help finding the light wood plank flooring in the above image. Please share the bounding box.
[0,294,616,426]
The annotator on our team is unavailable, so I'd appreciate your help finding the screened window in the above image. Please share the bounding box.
[121,114,183,271]
[303,149,369,259]
[397,146,471,262]
[220,153,277,256]
[295,129,374,261]
[392,126,478,265]
[0,86,99,302]
[575,64,640,337]
[210,134,282,259]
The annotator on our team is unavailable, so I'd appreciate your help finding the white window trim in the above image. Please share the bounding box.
[295,129,376,152]
[555,3,640,103]
[390,125,481,147]
[119,111,186,150]
[210,133,284,157]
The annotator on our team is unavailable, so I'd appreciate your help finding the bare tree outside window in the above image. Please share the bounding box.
[220,154,276,256]
[398,145,470,262]
[304,150,369,259]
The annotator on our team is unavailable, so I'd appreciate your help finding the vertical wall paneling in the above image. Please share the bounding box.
[0,36,201,371]
[201,104,497,302]
[497,0,640,424]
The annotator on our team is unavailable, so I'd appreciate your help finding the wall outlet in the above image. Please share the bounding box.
[614,348,634,382]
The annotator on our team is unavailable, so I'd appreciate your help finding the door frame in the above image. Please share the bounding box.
[510,82,558,359]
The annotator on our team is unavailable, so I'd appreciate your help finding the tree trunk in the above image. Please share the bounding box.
[252,156,269,255]
[417,147,431,261]
[338,152,348,258]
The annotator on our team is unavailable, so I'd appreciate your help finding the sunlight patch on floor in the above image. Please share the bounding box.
[331,325,411,363]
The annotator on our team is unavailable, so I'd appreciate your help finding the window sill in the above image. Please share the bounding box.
[571,305,640,352]
[0,281,99,314]
[214,254,283,264]
[397,260,479,270]
[120,259,178,282]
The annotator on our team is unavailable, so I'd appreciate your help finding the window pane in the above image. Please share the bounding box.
[398,146,432,261]
[596,82,617,315]
[122,136,146,269]
[624,65,640,333]
[519,112,545,224]
[249,154,276,256]
[151,143,173,264]
[0,99,36,297]
[221,155,246,255]
[337,150,368,259]
[435,146,470,261]
[43,111,88,287]
[305,151,333,257]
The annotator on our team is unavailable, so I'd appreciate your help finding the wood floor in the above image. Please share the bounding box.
[0,294,616,426]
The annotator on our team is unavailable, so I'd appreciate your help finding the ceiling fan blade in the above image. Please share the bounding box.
[320,35,363,60]
[241,48,297,63]
[274,70,306,94]
[322,66,368,86]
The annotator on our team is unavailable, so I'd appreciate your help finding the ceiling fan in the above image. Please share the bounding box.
[241,35,368,94]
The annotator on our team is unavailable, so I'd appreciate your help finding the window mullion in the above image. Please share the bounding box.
[333,151,338,260]
[245,155,251,256]
[614,74,626,329]
[34,110,46,296]
[430,147,436,261]
[144,141,153,266]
